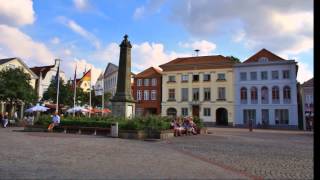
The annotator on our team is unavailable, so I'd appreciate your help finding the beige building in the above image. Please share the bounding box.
[0,57,38,88]
[160,55,236,126]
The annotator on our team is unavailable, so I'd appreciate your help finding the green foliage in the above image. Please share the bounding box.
[193,116,204,129]
[0,68,37,103]
[43,79,74,106]
[227,56,241,63]
[35,114,171,131]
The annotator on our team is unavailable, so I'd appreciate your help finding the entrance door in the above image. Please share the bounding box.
[192,105,199,117]
[216,108,228,125]
[261,109,269,126]
[243,109,256,126]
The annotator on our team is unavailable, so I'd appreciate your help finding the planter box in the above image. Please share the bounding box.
[146,130,174,140]
[24,125,47,132]
[118,130,146,140]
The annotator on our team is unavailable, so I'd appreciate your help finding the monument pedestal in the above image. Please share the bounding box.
[112,101,135,119]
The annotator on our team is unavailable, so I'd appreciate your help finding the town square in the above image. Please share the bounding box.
[0,0,314,179]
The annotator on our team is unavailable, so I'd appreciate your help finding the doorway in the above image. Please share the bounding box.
[216,108,228,125]
[192,105,199,117]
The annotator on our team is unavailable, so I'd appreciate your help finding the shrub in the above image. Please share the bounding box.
[193,116,204,129]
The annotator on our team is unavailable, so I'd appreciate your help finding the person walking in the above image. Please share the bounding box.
[47,112,60,132]
[3,112,9,128]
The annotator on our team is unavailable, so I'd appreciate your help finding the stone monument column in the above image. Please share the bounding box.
[111,35,136,118]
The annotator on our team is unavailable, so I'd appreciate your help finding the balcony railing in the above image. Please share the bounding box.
[251,99,258,104]
[272,99,280,104]
[283,99,291,104]
[261,98,269,104]
[241,99,247,104]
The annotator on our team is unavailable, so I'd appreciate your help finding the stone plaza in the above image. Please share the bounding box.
[0,127,313,179]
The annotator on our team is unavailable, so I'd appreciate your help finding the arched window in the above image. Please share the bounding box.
[251,87,258,104]
[272,86,280,104]
[261,86,269,104]
[240,87,247,104]
[283,86,291,104]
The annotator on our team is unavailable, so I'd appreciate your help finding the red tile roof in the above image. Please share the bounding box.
[243,48,286,63]
[159,55,235,71]
[30,65,55,79]
[135,67,162,78]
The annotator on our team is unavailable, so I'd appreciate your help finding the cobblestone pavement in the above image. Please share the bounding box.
[0,127,313,179]
[0,127,249,180]
[159,128,314,180]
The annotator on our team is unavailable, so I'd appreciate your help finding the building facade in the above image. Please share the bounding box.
[133,67,162,116]
[31,59,67,100]
[103,63,118,96]
[234,49,298,129]
[160,56,235,126]
[300,78,313,130]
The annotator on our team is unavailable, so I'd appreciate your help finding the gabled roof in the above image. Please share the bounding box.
[135,67,162,78]
[159,55,235,71]
[0,58,16,65]
[104,62,118,76]
[302,78,313,87]
[243,48,286,63]
[0,57,38,79]
[30,65,55,79]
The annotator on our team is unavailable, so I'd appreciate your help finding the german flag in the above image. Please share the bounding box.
[81,69,91,81]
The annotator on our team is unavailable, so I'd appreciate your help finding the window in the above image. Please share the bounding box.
[192,88,199,101]
[250,72,257,80]
[181,75,188,82]
[261,71,268,80]
[137,79,142,86]
[251,87,258,104]
[258,57,269,62]
[137,90,142,100]
[204,88,211,101]
[218,87,226,100]
[240,72,247,81]
[283,70,290,79]
[275,109,289,125]
[192,74,199,82]
[217,73,226,80]
[181,88,188,101]
[151,90,157,100]
[261,86,269,104]
[203,74,211,81]
[240,87,247,104]
[144,79,149,86]
[272,86,280,104]
[151,78,157,86]
[168,75,176,82]
[203,108,211,116]
[272,71,279,80]
[181,108,188,116]
[283,86,291,104]
[168,89,175,101]
[243,109,256,125]
[144,90,149,100]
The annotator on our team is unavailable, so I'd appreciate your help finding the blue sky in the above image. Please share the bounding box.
[0,0,313,83]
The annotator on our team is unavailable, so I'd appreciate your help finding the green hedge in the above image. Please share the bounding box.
[35,115,203,131]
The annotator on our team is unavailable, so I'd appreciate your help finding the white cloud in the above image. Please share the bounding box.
[179,40,216,55]
[0,0,35,26]
[50,37,60,45]
[297,62,313,83]
[93,42,119,64]
[171,0,313,56]
[73,0,90,11]
[0,24,54,66]
[65,59,102,84]
[64,49,72,56]
[57,16,101,49]
[133,0,165,20]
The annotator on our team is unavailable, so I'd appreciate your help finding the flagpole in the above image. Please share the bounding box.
[55,59,60,113]
[89,67,92,118]
[102,75,104,117]
[73,63,77,117]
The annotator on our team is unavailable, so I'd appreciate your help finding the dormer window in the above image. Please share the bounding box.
[258,57,269,62]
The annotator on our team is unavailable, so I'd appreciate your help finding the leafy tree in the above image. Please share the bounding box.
[0,68,37,114]
[227,56,241,63]
[43,79,73,106]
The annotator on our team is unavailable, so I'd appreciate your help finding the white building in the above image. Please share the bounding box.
[31,59,67,100]
[234,49,298,129]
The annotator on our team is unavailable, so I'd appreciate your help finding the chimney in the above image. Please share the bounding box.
[194,49,200,56]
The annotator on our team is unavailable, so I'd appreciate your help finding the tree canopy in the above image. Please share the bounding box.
[227,56,241,63]
[0,68,37,104]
